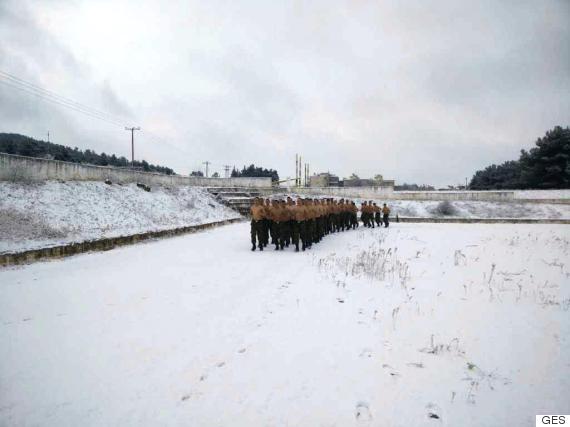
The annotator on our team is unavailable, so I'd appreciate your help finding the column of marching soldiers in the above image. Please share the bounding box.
[250,197,391,252]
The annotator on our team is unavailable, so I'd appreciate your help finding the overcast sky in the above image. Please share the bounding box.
[0,0,568,186]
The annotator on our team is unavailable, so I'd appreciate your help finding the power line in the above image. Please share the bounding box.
[0,78,126,128]
[0,70,129,125]
[0,71,189,159]
[0,75,126,126]
[0,72,184,160]
[0,70,246,175]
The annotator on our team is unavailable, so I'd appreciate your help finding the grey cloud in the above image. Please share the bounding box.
[0,0,133,148]
[0,0,568,185]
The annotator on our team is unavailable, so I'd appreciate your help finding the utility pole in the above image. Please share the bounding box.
[125,126,141,167]
[223,165,231,178]
[295,154,298,187]
[202,161,211,177]
[47,131,50,143]
[299,156,302,187]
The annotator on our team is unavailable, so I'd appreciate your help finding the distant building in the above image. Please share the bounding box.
[342,176,395,188]
[342,178,376,187]
[309,172,340,187]
[309,172,394,188]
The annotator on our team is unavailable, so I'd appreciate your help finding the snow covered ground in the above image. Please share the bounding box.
[1,222,568,426]
[515,190,570,200]
[379,199,570,219]
[0,181,240,254]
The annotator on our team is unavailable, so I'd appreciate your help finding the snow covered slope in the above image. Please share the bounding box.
[0,181,240,253]
[0,223,568,426]
[515,189,570,200]
[381,199,570,219]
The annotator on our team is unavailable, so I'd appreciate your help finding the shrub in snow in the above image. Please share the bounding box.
[432,200,457,216]
[0,208,67,241]
[398,206,418,217]
[136,182,151,192]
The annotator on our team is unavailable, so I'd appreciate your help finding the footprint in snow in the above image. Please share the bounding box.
[426,402,442,421]
[355,401,373,423]
[407,362,425,368]
[382,364,400,377]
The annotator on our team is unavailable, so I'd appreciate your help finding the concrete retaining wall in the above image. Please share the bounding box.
[278,186,394,199]
[0,153,272,188]
[390,191,514,201]
[0,217,245,267]
[271,187,570,203]
[271,187,514,201]
[397,217,570,224]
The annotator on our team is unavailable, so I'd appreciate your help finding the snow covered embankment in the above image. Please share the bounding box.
[0,181,240,254]
[385,199,570,219]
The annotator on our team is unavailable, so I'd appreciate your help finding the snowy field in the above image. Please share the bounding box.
[380,199,570,219]
[515,189,570,200]
[0,181,239,254]
[1,222,568,426]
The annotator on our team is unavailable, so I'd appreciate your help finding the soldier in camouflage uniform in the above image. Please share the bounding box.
[361,201,369,227]
[298,199,308,251]
[373,203,381,227]
[350,201,358,229]
[382,203,391,228]
[289,198,302,252]
[264,199,274,246]
[284,197,295,247]
[250,198,266,251]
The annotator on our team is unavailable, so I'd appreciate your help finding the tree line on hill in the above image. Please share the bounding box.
[231,164,279,182]
[189,170,221,177]
[469,126,570,190]
[394,183,436,191]
[0,133,175,175]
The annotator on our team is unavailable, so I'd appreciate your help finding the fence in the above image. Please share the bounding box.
[0,153,272,188]
[278,186,515,201]
[267,187,569,203]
